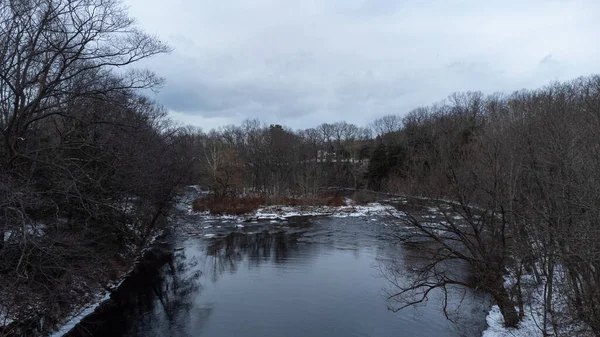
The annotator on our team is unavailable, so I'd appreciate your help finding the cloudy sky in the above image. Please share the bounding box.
[124,0,600,130]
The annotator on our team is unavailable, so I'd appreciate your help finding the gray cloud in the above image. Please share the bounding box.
[127,0,600,130]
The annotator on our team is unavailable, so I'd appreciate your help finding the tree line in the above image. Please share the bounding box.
[188,120,373,199]
[191,78,600,336]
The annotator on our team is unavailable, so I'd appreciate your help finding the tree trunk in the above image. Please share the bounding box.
[544,256,555,335]
[516,263,525,319]
[492,280,521,328]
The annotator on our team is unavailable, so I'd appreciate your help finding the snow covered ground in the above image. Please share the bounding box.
[482,270,590,337]
[49,292,111,337]
[190,201,406,222]
[484,273,548,337]
[44,229,166,336]
[483,304,545,337]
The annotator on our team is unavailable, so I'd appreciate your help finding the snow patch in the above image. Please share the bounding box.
[255,203,405,219]
[482,305,542,337]
[48,228,165,336]
[0,308,14,328]
[481,269,584,337]
[191,202,406,222]
[49,292,111,337]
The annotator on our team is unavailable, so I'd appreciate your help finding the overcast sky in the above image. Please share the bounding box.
[124,0,600,131]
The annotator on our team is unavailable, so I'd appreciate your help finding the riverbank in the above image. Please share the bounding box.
[190,191,406,222]
[0,228,168,337]
[482,271,592,337]
[49,230,169,337]
[388,197,591,337]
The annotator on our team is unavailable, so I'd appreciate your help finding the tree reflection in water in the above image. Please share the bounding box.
[204,229,308,282]
[64,216,490,337]
[377,238,490,337]
[65,247,202,337]
[65,225,313,337]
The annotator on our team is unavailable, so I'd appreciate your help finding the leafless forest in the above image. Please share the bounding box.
[1,0,599,336]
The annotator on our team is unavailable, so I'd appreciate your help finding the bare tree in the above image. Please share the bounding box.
[0,0,170,167]
[0,1,187,333]
[371,114,403,137]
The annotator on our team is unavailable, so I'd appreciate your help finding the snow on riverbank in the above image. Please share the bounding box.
[49,292,111,337]
[191,201,406,221]
[482,269,591,337]
[46,229,166,337]
[482,272,548,337]
[483,304,544,337]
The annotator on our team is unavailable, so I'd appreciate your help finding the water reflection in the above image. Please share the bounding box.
[204,229,310,281]
[377,228,490,336]
[66,216,489,337]
[65,245,202,337]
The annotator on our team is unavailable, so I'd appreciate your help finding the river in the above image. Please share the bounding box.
[63,198,490,337]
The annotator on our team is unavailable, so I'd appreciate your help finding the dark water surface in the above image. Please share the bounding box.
[65,207,489,337]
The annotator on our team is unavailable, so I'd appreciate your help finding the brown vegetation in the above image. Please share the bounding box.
[192,197,267,215]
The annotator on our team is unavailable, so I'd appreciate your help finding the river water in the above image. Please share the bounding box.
[64,201,490,337]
